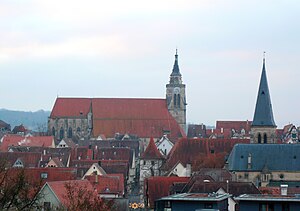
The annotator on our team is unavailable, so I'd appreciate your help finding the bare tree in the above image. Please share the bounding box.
[0,159,43,210]
[62,181,114,211]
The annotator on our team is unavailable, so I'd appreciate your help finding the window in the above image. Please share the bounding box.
[204,203,213,209]
[41,173,48,179]
[264,133,267,143]
[259,203,274,211]
[151,161,155,166]
[77,127,81,132]
[258,133,262,143]
[68,127,72,138]
[245,173,249,179]
[177,94,180,108]
[52,127,55,136]
[59,127,64,140]
[174,94,177,107]
[44,202,51,210]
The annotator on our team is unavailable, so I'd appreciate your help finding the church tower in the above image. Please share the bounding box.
[251,56,277,143]
[166,50,187,132]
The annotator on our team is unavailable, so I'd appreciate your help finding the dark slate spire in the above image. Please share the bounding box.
[252,57,276,127]
[171,49,181,76]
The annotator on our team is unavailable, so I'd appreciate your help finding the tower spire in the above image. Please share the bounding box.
[252,55,276,127]
[171,49,181,76]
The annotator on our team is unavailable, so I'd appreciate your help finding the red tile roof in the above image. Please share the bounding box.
[25,168,77,184]
[50,98,91,118]
[92,98,185,139]
[94,147,131,162]
[216,120,252,132]
[145,176,189,208]
[70,160,129,179]
[162,138,250,171]
[86,174,124,195]
[45,180,95,207]
[205,128,232,139]
[141,137,164,160]
[0,151,41,168]
[0,135,54,151]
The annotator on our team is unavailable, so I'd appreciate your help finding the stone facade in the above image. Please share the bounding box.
[250,126,277,144]
[233,171,300,187]
[48,112,92,140]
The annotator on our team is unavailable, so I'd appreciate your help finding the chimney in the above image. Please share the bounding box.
[280,184,288,196]
[186,164,191,177]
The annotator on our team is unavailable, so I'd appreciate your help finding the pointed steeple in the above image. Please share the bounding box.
[171,49,181,76]
[141,137,164,160]
[252,56,276,127]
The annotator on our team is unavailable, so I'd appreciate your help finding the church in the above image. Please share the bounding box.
[48,51,187,141]
[227,57,300,187]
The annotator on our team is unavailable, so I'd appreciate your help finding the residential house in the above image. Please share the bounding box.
[37,180,95,210]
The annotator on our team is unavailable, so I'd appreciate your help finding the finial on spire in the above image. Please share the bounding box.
[263,51,266,63]
[176,48,178,56]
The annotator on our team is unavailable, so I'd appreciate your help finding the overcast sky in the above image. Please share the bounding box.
[0,0,299,128]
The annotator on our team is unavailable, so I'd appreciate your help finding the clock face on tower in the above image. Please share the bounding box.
[174,87,180,94]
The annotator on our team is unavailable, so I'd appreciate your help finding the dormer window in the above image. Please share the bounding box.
[13,159,24,168]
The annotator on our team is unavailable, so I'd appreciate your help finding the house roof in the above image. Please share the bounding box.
[227,144,300,171]
[141,137,164,160]
[252,59,276,127]
[8,146,71,167]
[12,124,27,133]
[0,135,54,151]
[235,194,300,202]
[86,174,124,195]
[188,181,260,197]
[216,120,252,133]
[24,167,77,184]
[0,120,10,129]
[145,176,189,208]
[163,138,249,171]
[48,157,65,167]
[194,168,233,182]
[50,98,91,118]
[94,147,132,163]
[0,151,41,168]
[45,180,95,207]
[158,193,231,202]
[187,124,206,138]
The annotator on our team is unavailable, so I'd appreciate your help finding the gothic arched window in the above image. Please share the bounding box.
[174,94,177,107]
[68,127,72,138]
[52,127,55,136]
[258,133,262,144]
[264,133,267,144]
[59,127,64,140]
[177,94,180,108]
